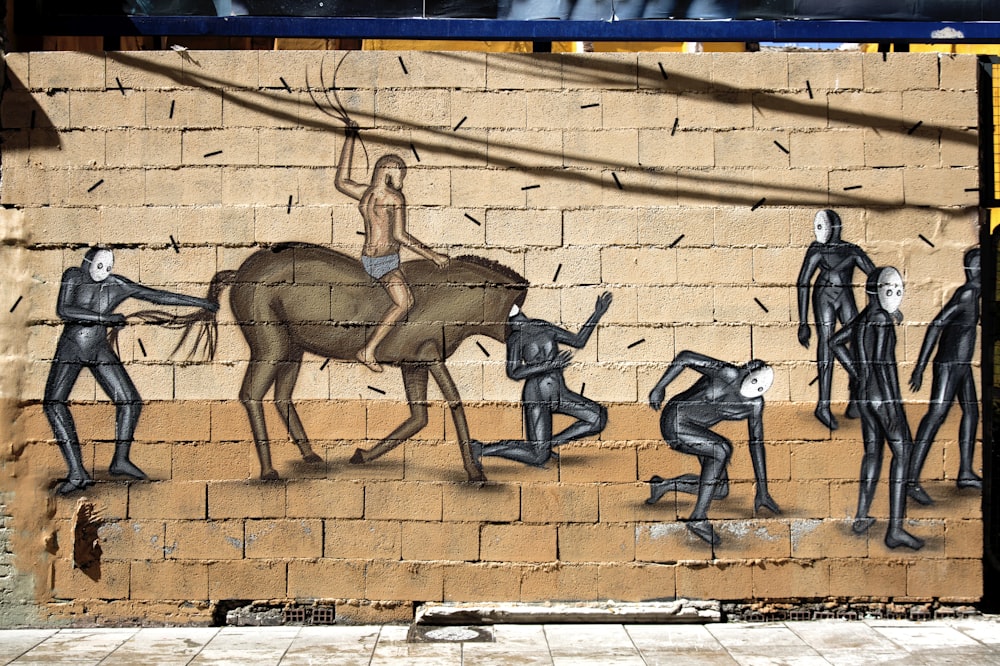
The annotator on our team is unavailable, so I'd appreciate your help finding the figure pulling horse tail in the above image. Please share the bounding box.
[183,243,529,482]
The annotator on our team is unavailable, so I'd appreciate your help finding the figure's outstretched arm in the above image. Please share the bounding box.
[649,350,727,410]
[909,292,962,391]
[747,400,780,514]
[505,331,571,381]
[554,292,612,349]
[119,276,218,311]
[55,270,116,325]
[390,201,449,268]
[334,122,366,201]
[796,248,821,347]
[855,247,876,276]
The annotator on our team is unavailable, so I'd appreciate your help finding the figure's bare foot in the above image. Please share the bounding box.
[260,470,280,481]
[349,448,367,464]
[356,349,383,373]
[303,452,323,464]
[57,476,94,496]
[885,528,924,550]
[852,516,876,534]
[957,474,983,490]
[687,519,720,546]
[907,483,934,506]
[845,401,860,419]
[814,405,838,430]
[646,477,673,505]
[109,458,148,481]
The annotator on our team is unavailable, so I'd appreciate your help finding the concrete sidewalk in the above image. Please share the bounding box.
[3,618,1000,665]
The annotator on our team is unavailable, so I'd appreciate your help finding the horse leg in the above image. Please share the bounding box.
[239,360,282,481]
[273,353,322,464]
[350,364,429,464]
[428,360,485,483]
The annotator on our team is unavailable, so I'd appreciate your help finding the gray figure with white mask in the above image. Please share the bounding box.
[44,247,218,495]
[832,266,923,550]
[797,210,876,430]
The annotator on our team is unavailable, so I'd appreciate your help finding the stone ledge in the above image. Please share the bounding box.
[414,599,721,625]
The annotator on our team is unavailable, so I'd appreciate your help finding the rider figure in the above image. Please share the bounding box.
[335,121,450,373]
[45,248,218,495]
[797,209,876,430]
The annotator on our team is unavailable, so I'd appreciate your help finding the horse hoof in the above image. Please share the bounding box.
[260,470,280,481]
[303,453,323,464]
[349,449,367,465]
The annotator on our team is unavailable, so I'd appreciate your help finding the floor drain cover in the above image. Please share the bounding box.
[408,625,494,643]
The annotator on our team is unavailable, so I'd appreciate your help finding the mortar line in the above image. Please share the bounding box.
[3,631,59,664]
[183,627,222,665]
[275,624,302,665]
[622,624,651,665]
[93,627,142,665]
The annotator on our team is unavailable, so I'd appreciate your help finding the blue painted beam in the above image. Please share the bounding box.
[19,16,1000,43]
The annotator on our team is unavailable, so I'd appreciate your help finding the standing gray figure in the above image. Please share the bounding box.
[44,248,218,495]
[797,210,876,430]
[479,293,612,468]
[907,248,982,504]
[646,352,780,546]
[832,266,923,550]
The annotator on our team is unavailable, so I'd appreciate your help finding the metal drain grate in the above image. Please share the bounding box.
[407,625,494,643]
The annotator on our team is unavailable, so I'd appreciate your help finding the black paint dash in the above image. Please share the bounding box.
[9,296,22,313]
[476,341,491,358]
[356,231,366,236]
[169,235,180,253]
[611,172,623,190]
[671,117,679,136]
[579,382,586,397]
[658,62,668,80]
[627,338,646,349]
[397,56,408,75]
[751,197,766,211]
[907,120,923,135]
[753,297,769,313]
[809,375,819,386]
[87,179,104,193]
[918,234,935,248]
[287,195,293,214]
[137,338,147,357]
[319,358,330,371]
[669,234,685,248]
[410,142,421,162]
[169,100,175,119]
[115,77,125,95]
[964,187,979,192]
[773,141,789,154]
[30,110,36,129]
[806,80,813,99]
[279,76,292,93]
[882,51,887,62]
[521,184,540,191]
[464,213,482,226]
[368,385,387,395]
[552,264,562,282]
[843,185,863,191]
[580,103,600,109]
[203,150,223,158]
[453,116,467,131]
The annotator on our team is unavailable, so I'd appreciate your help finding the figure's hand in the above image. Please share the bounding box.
[909,366,924,392]
[433,253,450,269]
[649,386,665,411]
[345,119,359,137]
[797,322,811,348]
[594,291,613,318]
[552,349,573,369]
[205,300,220,313]
[754,491,781,516]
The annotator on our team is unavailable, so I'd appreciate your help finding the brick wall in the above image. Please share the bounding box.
[0,49,984,625]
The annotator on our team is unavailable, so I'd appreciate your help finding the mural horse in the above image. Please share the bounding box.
[185,243,528,482]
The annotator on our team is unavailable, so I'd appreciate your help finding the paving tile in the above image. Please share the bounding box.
[641,653,739,666]
[0,630,57,663]
[543,624,641,658]
[100,627,220,666]
[278,626,380,665]
[786,621,902,651]
[11,628,139,664]
[871,624,982,650]
[707,623,812,649]
[369,625,462,665]
[951,619,1000,646]
[627,624,726,652]
[188,626,301,666]
[550,657,645,666]
[907,646,1000,666]
[724,656,831,666]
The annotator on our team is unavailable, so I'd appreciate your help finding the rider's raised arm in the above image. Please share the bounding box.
[334,125,366,201]
[390,198,449,267]
[115,275,217,311]
[55,268,107,324]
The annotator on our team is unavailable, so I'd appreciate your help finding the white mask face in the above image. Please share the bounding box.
[813,211,833,244]
[88,249,114,282]
[740,365,774,399]
[509,303,520,317]
[877,267,904,314]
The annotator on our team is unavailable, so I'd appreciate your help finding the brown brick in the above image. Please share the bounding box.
[676,92,753,130]
[30,51,106,90]
[636,522,716,562]
[599,483,677,523]
[906,558,981,600]
[481,524,556,563]
[106,51,183,89]
[208,560,286,600]
[335,600,414,624]
[443,563,522,602]
[365,481,442,521]
[366,560,444,602]
[134,401,212,442]
[520,564,599,602]
[790,129,865,168]
[487,52,562,90]
[789,518,858,559]
[598,563,676,602]
[172,442,257,482]
[96,520,166,561]
[288,560,366,600]
[208,481,284,519]
[862,52,938,91]
[402,521,479,562]
[638,129,714,168]
[521,484,597,524]
[324,519,401,560]
[442,483,520,522]
[558,444,636,483]
[559,524,634,563]
[829,558,906,598]
[945,519,983,559]
[285,479,364,519]
[181,50,259,90]
[52,559,130,600]
[712,52,787,91]
[146,90,223,129]
[129,482,206,520]
[676,561,752,600]
[786,52,863,91]
[165,520,243,560]
[131,561,209,601]
[752,559,829,599]
[245,519,322,559]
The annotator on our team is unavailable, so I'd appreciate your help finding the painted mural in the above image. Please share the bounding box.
[4,50,986,621]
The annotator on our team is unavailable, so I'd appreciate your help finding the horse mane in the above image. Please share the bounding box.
[454,254,528,286]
